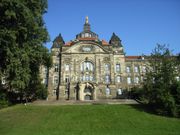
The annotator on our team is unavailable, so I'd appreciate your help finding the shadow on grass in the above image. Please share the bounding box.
[128,103,159,116]
[129,102,180,118]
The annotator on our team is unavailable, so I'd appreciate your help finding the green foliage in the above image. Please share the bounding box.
[0,0,51,103]
[136,44,180,117]
[0,89,9,109]
[131,87,149,103]
[35,83,48,100]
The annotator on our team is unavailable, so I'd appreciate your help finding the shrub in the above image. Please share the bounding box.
[0,90,9,109]
[35,84,48,100]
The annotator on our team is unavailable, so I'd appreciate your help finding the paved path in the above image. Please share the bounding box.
[32,99,138,105]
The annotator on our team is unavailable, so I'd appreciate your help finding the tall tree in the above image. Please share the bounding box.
[143,44,179,116]
[0,0,51,102]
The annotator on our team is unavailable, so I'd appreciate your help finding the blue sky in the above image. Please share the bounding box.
[43,0,180,55]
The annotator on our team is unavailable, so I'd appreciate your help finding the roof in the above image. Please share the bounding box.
[125,56,143,60]
[65,41,73,46]
[102,40,109,45]
[77,37,97,41]
[51,42,61,48]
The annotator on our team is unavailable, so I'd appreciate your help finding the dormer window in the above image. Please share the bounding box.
[85,33,89,37]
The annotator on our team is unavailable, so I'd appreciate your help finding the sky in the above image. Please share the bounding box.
[43,0,180,55]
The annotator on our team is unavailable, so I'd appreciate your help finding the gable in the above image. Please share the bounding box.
[63,42,110,53]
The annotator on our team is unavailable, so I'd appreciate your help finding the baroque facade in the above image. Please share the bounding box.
[40,17,148,100]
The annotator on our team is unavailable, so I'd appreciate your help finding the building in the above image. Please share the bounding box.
[41,17,148,100]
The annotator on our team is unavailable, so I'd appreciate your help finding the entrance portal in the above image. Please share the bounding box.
[84,95,92,100]
[83,82,94,100]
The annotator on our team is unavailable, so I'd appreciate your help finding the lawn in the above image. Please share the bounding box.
[0,104,180,135]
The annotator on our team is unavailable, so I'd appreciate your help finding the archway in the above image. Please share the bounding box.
[84,95,92,100]
[83,82,94,100]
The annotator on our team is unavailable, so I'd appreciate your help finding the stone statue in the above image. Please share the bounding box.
[85,16,88,24]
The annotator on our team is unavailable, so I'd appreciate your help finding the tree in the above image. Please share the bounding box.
[0,0,51,103]
[142,44,180,117]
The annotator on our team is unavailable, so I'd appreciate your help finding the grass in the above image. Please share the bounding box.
[0,104,180,135]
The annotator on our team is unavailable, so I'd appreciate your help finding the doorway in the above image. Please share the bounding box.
[83,82,94,100]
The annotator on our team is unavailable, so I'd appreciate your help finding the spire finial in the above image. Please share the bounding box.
[85,16,89,24]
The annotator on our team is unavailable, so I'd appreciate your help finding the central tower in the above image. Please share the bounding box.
[76,17,98,39]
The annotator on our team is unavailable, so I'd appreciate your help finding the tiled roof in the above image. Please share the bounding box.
[125,56,142,60]
[65,41,72,46]
[102,40,109,45]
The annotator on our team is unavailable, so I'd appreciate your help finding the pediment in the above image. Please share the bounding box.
[63,42,109,53]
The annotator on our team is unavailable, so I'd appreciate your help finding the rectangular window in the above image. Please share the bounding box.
[126,66,130,73]
[134,77,139,84]
[54,76,58,85]
[176,76,180,81]
[90,76,93,81]
[55,64,59,72]
[85,75,90,81]
[83,75,85,81]
[43,78,48,85]
[44,67,47,73]
[116,76,121,83]
[80,76,82,81]
[134,66,139,73]
[65,64,70,71]
[116,64,121,72]
[141,76,144,82]
[105,64,110,71]
[127,77,131,84]
[105,75,110,83]
[65,75,70,83]
[53,89,56,96]
[142,66,146,73]
[1,77,5,85]
[117,89,122,95]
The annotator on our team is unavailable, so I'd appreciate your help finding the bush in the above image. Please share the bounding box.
[131,87,149,103]
[35,84,48,100]
[0,90,9,109]
[153,93,177,117]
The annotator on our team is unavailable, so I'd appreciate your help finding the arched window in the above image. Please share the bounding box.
[116,76,121,83]
[105,87,110,96]
[85,33,89,37]
[80,61,94,82]
[81,61,94,71]
[65,64,70,71]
